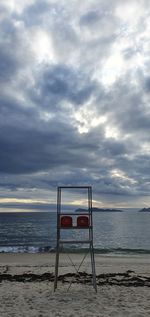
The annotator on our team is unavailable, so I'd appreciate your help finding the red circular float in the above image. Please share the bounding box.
[60,216,72,227]
[77,216,89,227]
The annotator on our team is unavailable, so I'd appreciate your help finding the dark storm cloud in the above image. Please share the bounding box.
[94,73,150,138]
[0,48,19,82]
[0,115,75,174]
[79,1,119,29]
[0,19,22,82]
[80,10,102,25]
[0,0,150,207]
[0,94,99,174]
[23,0,51,26]
[0,12,34,88]
[22,0,66,27]
[31,64,97,109]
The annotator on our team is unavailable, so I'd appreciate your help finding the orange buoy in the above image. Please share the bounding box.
[60,216,72,227]
[77,216,89,227]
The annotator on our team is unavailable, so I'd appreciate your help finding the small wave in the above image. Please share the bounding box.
[94,247,150,256]
[0,245,55,253]
[0,245,150,255]
[61,246,150,256]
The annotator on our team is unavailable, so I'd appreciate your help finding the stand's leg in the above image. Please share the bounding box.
[54,243,60,291]
[90,242,97,292]
[54,187,61,291]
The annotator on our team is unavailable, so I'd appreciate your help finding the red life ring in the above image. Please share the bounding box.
[77,216,89,227]
[60,216,72,227]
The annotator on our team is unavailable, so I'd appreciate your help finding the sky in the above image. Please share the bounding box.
[0,0,150,211]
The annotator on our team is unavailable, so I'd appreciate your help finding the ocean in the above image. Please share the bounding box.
[0,211,150,255]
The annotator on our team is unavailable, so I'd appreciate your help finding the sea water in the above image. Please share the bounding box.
[0,211,150,255]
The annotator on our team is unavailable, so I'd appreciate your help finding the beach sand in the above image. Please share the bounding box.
[0,253,150,316]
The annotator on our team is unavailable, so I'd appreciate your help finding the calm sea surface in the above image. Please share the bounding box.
[0,211,150,255]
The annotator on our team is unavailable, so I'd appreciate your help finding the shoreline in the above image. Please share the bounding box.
[0,252,150,274]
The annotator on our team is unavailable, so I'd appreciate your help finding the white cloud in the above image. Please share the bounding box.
[30,28,56,63]
[115,0,146,24]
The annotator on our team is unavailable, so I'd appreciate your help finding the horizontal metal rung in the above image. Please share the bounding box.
[59,240,92,244]
[58,213,91,216]
[59,226,92,229]
[58,186,92,189]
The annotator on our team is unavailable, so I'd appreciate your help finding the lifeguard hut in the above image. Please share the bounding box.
[54,186,97,292]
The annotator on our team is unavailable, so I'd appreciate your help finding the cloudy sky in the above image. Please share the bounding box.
[0,0,150,211]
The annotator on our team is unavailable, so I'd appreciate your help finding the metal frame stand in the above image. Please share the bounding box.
[54,186,97,292]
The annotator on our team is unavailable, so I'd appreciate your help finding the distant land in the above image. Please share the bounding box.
[75,207,123,213]
[139,207,150,212]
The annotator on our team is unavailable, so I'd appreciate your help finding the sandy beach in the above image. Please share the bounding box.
[0,253,150,317]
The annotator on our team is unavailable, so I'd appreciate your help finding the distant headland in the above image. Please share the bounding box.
[75,207,123,213]
[139,207,150,212]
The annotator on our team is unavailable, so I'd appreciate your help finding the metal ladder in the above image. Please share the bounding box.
[54,186,97,292]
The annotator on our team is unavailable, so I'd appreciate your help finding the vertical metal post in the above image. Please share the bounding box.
[88,187,97,292]
[54,187,61,291]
